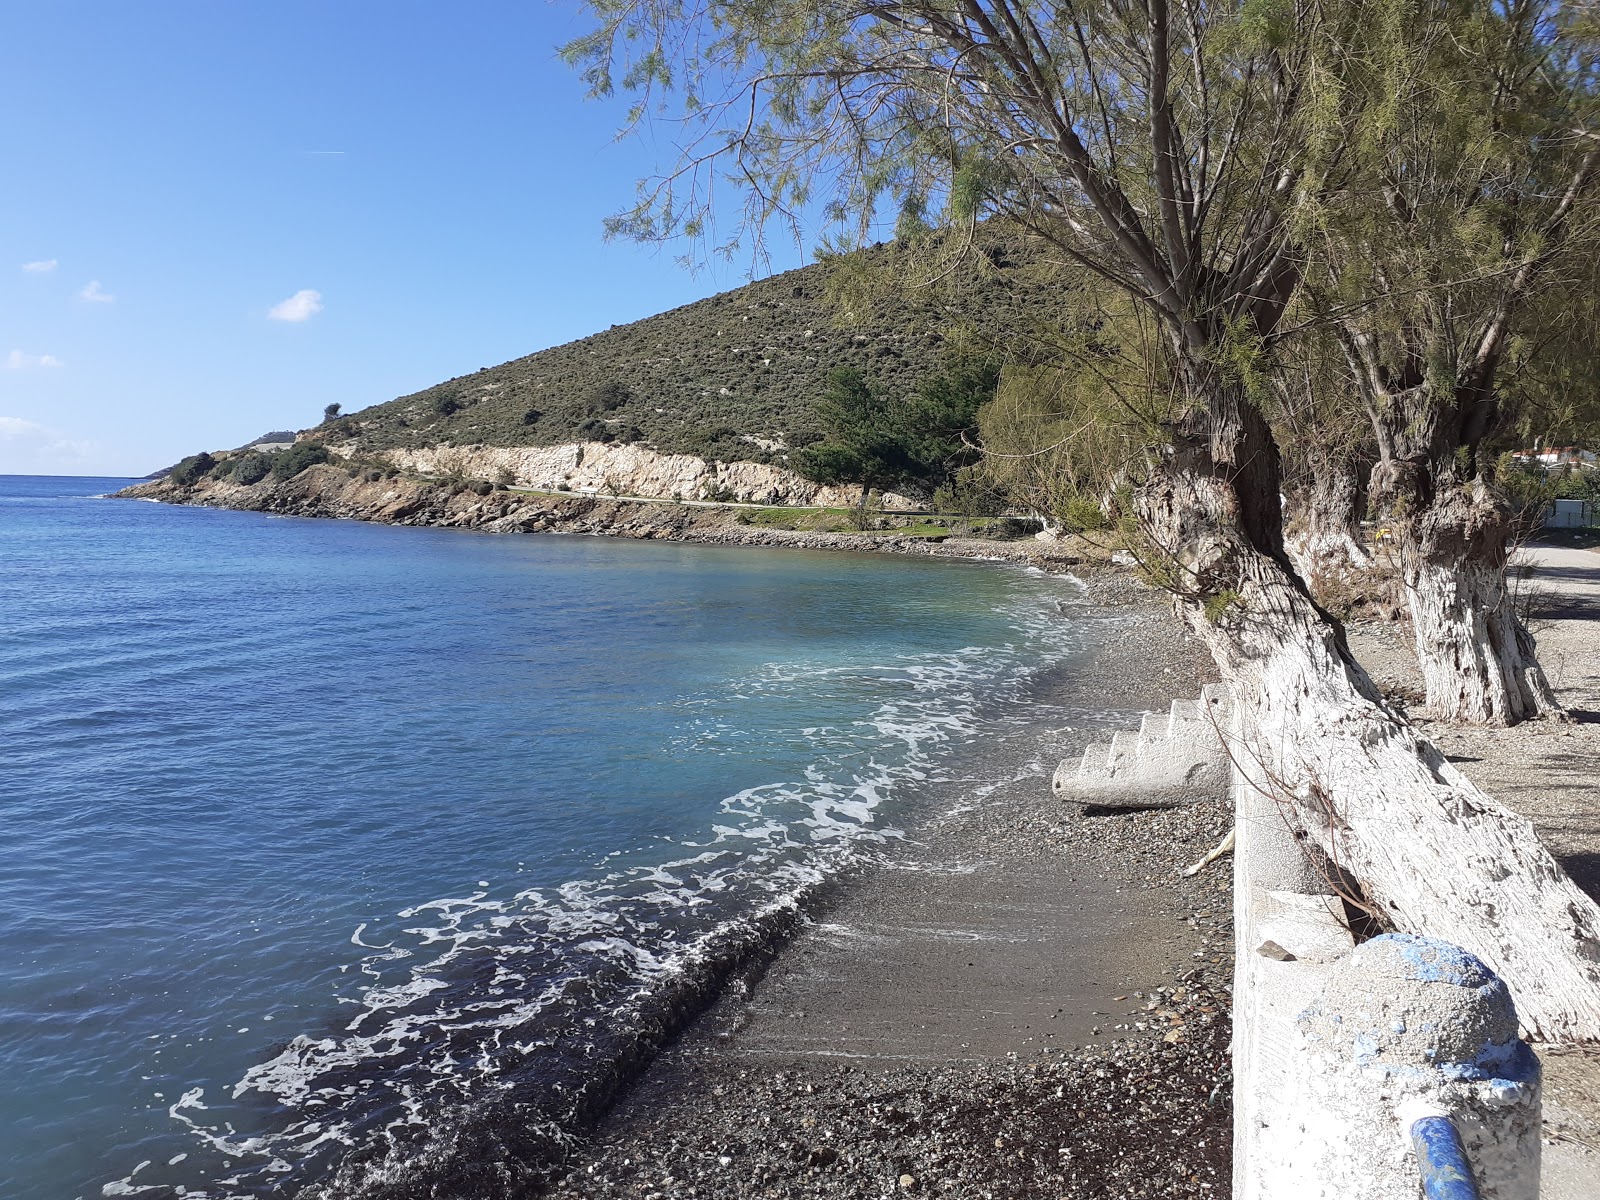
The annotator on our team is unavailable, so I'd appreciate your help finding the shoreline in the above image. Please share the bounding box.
[536,573,1235,1199]
[113,467,1112,572]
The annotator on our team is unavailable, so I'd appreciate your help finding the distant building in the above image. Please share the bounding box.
[1546,498,1597,528]
[1512,445,1597,471]
[251,436,296,453]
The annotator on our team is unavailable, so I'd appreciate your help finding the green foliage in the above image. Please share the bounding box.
[324,403,342,421]
[930,471,1007,521]
[167,452,216,486]
[270,443,331,480]
[976,299,1159,524]
[585,380,633,413]
[792,357,998,499]
[228,452,273,485]
[1062,496,1109,533]
[1203,589,1243,624]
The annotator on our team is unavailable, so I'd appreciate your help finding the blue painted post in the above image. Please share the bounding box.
[1410,1115,1480,1200]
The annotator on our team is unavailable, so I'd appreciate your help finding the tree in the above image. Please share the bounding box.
[323,403,342,421]
[794,360,999,507]
[1306,0,1600,723]
[792,367,910,520]
[571,0,1600,1038]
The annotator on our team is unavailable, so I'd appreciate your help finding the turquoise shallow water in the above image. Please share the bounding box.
[1,475,1098,1199]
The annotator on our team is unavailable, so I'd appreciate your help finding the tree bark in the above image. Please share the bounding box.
[1357,365,1567,726]
[1284,460,1374,588]
[1137,450,1600,1042]
[1395,478,1565,724]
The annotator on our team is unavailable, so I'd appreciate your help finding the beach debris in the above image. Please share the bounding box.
[1182,827,1236,877]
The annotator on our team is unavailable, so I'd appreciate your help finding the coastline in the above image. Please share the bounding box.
[120,471,1236,1195]
[538,572,1235,1199]
[113,467,1108,570]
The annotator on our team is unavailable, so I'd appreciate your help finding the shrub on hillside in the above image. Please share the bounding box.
[271,443,331,480]
[575,417,614,443]
[168,452,216,486]
[585,381,632,414]
[229,452,273,485]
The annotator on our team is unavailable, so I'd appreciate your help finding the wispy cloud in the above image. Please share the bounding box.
[6,350,64,369]
[0,416,96,467]
[268,288,323,322]
[21,259,57,273]
[79,280,114,303]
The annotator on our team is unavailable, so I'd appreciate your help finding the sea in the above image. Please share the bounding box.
[1,474,1113,1199]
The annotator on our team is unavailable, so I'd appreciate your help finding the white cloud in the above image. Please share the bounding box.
[79,280,114,303]
[5,350,64,369]
[21,259,57,273]
[0,416,95,467]
[268,288,323,322]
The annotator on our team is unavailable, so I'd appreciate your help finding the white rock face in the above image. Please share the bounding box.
[371,441,916,509]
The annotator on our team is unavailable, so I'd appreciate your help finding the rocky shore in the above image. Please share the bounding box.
[115,466,1099,569]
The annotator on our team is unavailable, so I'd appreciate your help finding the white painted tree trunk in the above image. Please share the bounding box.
[1285,465,1373,587]
[1395,478,1564,725]
[1139,463,1600,1042]
[1403,555,1564,725]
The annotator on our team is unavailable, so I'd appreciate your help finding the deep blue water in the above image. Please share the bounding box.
[1,475,1100,1199]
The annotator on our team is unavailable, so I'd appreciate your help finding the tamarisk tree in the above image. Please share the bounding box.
[1310,0,1600,724]
[569,0,1600,1038]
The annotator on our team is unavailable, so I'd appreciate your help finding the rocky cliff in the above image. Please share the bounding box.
[364,440,915,509]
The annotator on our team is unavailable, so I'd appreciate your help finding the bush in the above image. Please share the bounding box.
[585,381,633,414]
[521,408,542,426]
[434,395,461,418]
[470,479,493,496]
[1062,495,1109,532]
[271,443,331,480]
[167,452,216,486]
[230,452,273,485]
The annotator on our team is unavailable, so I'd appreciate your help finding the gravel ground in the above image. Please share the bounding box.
[536,576,1236,1199]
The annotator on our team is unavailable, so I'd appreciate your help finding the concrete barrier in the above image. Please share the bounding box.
[1230,742,1542,1199]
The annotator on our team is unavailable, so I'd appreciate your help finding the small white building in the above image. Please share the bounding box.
[251,438,295,453]
[1546,498,1597,528]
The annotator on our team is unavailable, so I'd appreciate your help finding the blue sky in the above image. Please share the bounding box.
[0,2,818,476]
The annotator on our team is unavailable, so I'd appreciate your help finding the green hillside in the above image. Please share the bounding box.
[325,232,1071,465]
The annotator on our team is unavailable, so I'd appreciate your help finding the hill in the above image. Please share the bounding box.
[322,231,1072,467]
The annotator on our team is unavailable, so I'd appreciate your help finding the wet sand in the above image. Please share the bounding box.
[538,573,1237,1198]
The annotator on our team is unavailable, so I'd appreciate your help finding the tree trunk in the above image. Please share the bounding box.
[1393,478,1565,724]
[1137,454,1600,1042]
[1285,460,1374,588]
